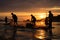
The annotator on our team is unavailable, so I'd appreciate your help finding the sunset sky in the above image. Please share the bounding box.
[0,0,60,20]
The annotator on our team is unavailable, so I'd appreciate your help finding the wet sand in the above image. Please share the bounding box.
[0,22,60,40]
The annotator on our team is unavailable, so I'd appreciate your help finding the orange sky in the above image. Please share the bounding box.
[0,11,60,21]
[0,7,60,21]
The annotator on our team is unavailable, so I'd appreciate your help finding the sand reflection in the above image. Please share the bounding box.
[34,29,47,39]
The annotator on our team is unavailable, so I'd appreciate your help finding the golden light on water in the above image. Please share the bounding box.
[34,30,47,39]
[36,22,46,27]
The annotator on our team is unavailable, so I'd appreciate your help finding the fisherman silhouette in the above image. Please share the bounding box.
[48,11,53,28]
[11,13,18,25]
[5,16,8,24]
[31,14,36,25]
[48,11,53,36]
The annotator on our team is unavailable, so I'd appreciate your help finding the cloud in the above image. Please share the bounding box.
[0,0,60,12]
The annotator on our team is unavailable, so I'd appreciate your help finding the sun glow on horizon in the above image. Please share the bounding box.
[0,12,47,21]
[39,13,47,19]
[0,12,59,21]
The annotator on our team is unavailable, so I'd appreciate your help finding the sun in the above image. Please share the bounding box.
[40,15,45,18]
[39,13,46,19]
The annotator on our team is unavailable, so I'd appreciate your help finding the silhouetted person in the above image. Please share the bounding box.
[31,14,36,25]
[11,13,18,25]
[5,16,8,24]
[48,11,53,28]
[48,11,53,36]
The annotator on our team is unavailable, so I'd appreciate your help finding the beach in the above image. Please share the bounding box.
[0,21,60,40]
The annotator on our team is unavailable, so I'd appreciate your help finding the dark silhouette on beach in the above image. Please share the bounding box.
[26,22,34,28]
[11,13,18,40]
[48,11,53,28]
[31,14,36,26]
[48,11,53,36]
[5,16,8,24]
[11,13,18,25]
[45,17,49,32]
[25,19,33,28]
[25,14,36,31]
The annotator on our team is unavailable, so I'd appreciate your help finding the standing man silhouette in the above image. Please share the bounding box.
[5,16,8,24]
[11,13,18,25]
[31,14,36,26]
[48,11,53,36]
[48,11,53,28]
[11,13,18,40]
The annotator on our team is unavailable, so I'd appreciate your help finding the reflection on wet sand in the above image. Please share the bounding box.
[36,22,46,27]
[0,22,60,40]
[34,29,47,40]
